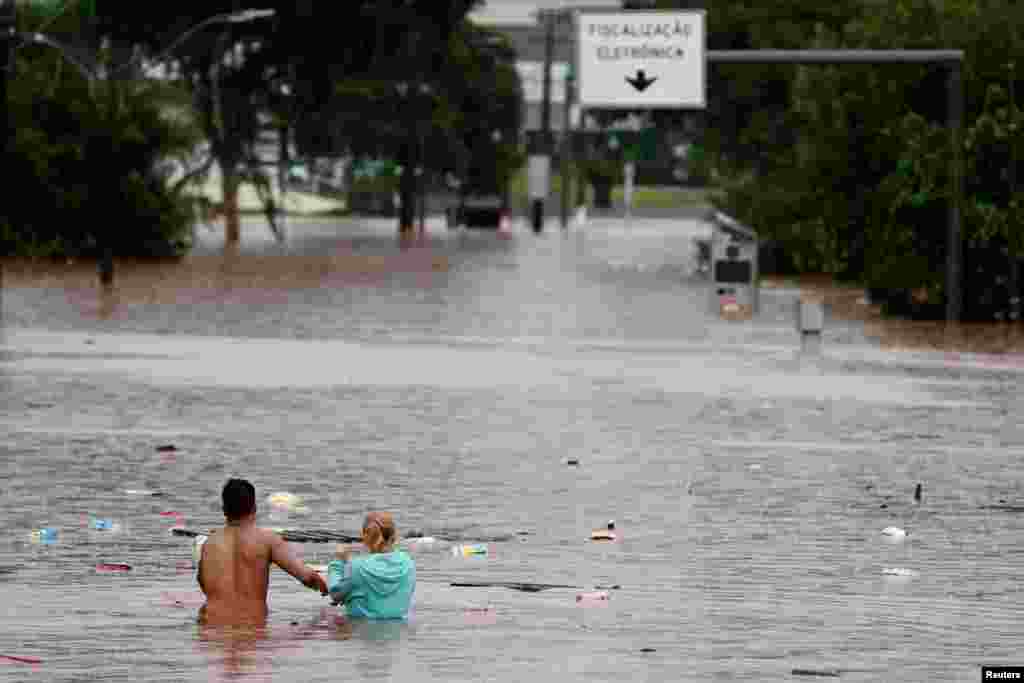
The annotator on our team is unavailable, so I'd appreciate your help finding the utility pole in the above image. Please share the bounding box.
[947,61,963,323]
[530,9,555,233]
[0,0,13,325]
[1010,60,1020,324]
[560,61,573,230]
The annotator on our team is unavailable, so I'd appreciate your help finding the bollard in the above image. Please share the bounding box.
[797,298,824,353]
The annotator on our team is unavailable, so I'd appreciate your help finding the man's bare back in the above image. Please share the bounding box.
[198,480,327,626]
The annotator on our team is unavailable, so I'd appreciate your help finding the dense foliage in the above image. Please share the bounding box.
[623,0,1024,320]
[0,3,201,258]
[88,0,519,237]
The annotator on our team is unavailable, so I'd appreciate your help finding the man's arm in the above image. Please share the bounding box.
[268,532,328,595]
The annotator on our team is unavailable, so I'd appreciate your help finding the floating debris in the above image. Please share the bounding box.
[155,445,177,453]
[0,654,42,665]
[450,581,579,592]
[95,563,132,573]
[914,483,922,503]
[83,517,121,532]
[29,528,58,544]
[591,521,616,541]
[791,669,839,677]
[159,591,204,608]
[576,591,609,606]
[124,490,161,497]
[451,543,489,557]
[463,606,497,625]
[267,492,308,514]
[982,504,1024,512]
[880,527,907,542]
[170,527,360,544]
[882,567,919,578]
[639,648,656,653]
[406,536,437,545]
[567,459,580,466]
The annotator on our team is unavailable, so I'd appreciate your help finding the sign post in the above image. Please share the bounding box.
[575,10,706,227]
[623,160,635,224]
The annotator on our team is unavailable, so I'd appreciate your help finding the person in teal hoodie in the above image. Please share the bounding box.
[327,511,415,621]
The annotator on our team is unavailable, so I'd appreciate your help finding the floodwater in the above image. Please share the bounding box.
[1,215,1022,682]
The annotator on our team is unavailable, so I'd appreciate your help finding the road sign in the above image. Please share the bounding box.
[576,11,705,109]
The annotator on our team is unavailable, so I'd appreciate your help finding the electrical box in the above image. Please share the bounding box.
[708,211,759,319]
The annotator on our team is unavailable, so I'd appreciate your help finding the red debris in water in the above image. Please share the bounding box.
[95,563,131,573]
[1,654,42,664]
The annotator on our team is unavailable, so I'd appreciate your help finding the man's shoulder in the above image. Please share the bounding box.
[252,526,285,544]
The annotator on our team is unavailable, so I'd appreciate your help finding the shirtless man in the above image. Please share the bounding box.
[197,478,328,626]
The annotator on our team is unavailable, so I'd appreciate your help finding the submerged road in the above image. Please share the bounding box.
[0,214,1021,682]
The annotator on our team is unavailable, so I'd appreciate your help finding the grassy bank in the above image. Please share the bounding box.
[508,168,718,210]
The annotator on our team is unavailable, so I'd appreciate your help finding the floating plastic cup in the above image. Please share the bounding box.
[451,543,489,558]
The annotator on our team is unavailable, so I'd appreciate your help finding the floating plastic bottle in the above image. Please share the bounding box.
[192,534,208,564]
[405,536,438,548]
[29,528,58,544]
[576,590,610,606]
[85,517,120,532]
[451,543,489,557]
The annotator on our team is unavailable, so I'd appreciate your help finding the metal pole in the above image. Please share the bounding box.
[532,10,555,233]
[560,57,572,229]
[1010,61,1020,323]
[947,62,963,323]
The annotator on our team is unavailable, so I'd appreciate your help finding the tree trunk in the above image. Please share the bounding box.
[222,167,241,245]
[592,177,613,209]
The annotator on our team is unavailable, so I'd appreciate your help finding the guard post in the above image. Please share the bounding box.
[708,210,759,320]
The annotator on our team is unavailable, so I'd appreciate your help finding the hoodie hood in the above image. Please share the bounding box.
[352,550,414,598]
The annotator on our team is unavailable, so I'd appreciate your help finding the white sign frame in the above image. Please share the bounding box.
[575,10,706,110]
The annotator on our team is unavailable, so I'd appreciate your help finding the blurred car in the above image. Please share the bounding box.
[452,194,505,230]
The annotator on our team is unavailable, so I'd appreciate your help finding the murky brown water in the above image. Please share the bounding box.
[1,215,1021,682]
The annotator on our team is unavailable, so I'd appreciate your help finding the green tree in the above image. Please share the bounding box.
[0,3,201,259]
[708,0,1024,320]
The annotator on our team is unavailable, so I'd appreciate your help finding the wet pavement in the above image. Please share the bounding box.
[1,213,1022,682]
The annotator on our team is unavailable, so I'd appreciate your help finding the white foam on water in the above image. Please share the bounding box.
[711,439,1024,456]
[1,328,981,408]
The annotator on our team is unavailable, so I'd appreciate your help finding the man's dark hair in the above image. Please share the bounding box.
[222,478,256,520]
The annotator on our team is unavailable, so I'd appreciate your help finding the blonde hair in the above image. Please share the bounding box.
[362,511,398,553]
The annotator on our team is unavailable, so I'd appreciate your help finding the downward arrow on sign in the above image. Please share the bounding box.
[625,70,657,92]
